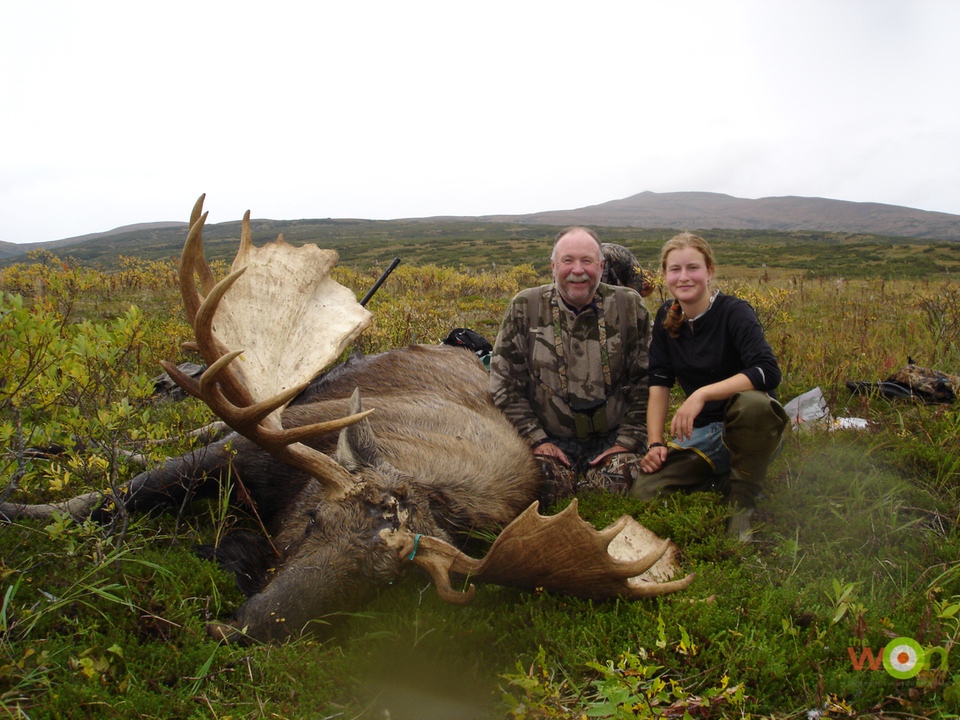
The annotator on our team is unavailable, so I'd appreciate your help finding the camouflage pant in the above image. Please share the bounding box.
[536,452,641,507]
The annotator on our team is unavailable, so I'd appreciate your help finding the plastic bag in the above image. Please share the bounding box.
[784,387,869,431]
[783,387,832,427]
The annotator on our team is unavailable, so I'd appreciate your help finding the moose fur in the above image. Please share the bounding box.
[93,344,541,642]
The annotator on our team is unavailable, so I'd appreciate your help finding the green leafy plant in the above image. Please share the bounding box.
[503,640,744,719]
[2,243,960,717]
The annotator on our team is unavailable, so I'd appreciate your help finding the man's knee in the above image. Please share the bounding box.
[582,453,640,495]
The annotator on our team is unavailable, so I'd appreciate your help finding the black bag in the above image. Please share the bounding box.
[442,327,493,355]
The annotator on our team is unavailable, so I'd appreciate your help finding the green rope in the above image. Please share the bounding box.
[407,533,423,561]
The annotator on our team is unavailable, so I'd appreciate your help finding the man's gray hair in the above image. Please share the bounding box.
[551,226,603,260]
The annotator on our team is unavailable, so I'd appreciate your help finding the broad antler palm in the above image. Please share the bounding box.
[161,195,374,498]
[382,499,696,603]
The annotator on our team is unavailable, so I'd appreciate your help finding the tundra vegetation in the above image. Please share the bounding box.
[1,234,960,718]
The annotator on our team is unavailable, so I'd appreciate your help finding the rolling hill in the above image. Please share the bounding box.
[482,191,960,240]
[2,191,959,267]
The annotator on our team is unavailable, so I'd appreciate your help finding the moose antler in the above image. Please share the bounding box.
[381,499,695,604]
[161,195,375,498]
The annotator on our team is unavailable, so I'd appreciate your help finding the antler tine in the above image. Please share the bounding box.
[193,268,255,408]
[180,210,206,327]
[609,537,682,580]
[596,514,631,542]
[380,528,477,604]
[623,572,697,599]
[280,413,377,445]
[189,193,205,226]
[190,196,218,295]
[180,196,219,327]
[189,353,376,447]
[159,359,203,400]
[235,209,255,265]
[197,350,289,427]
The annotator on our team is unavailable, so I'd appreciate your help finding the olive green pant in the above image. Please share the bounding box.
[628,390,789,509]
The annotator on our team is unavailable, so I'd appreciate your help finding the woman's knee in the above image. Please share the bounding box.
[725,391,789,431]
[627,449,714,500]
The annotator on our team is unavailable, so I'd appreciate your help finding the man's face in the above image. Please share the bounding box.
[551,230,604,310]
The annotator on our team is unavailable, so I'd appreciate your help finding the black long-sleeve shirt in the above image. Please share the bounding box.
[648,292,781,427]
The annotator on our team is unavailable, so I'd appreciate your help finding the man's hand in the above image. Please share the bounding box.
[533,441,571,467]
[588,444,630,467]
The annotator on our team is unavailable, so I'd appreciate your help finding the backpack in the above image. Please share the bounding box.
[884,363,957,404]
[847,361,959,404]
[442,328,493,368]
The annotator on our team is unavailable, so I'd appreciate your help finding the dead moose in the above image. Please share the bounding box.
[0,197,694,643]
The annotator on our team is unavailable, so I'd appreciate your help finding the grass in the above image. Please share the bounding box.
[2,234,960,717]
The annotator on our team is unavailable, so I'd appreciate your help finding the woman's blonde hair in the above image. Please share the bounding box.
[660,233,716,338]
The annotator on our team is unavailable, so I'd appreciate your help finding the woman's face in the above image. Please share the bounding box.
[664,246,713,310]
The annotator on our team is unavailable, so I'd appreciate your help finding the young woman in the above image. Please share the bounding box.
[630,233,788,540]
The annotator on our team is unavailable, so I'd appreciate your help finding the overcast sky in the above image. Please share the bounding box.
[2,1,958,244]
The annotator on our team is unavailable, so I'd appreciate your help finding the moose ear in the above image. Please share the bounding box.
[334,388,384,470]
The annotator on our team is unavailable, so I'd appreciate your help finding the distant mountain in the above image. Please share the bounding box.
[0,222,187,260]
[482,191,960,241]
[3,191,959,265]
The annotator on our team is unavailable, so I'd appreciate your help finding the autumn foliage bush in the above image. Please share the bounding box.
[1,245,960,718]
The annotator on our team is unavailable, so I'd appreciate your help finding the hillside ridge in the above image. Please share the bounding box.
[3,191,959,265]
[481,191,960,239]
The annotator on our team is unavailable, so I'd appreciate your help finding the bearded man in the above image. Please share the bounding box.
[489,227,651,502]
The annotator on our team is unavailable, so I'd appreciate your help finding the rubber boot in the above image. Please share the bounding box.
[627,448,714,501]
[723,391,789,540]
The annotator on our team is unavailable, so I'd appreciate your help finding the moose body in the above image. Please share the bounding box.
[110,344,541,642]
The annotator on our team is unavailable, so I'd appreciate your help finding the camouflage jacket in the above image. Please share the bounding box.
[490,283,651,451]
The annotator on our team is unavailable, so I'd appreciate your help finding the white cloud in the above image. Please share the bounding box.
[2,0,959,243]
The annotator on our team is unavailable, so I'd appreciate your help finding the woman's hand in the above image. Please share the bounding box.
[670,392,705,441]
[640,444,668,473]
[670,375,755,440]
